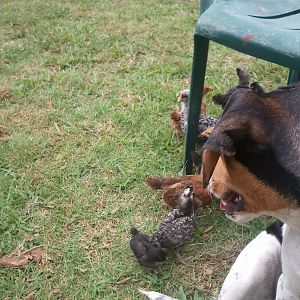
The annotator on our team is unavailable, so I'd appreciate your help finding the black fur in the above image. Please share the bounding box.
[266,220,284,244]
[250,82,265,95]
[235,145,300,202]
[206,83,300,203]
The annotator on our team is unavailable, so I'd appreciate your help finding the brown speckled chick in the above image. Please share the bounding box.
[149,186,196,250]
[145,175,212,209]
[170,85,213,140]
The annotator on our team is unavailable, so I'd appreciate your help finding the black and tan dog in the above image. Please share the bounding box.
[202,82,300,299]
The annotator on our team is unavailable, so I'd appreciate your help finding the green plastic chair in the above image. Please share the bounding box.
[184,0,300,174]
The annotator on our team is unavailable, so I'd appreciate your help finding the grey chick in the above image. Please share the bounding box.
[178,89,218,136]
[213,67,251,109]
[149,186,196,250]
[129,227,166,269]
[236,67,250,86]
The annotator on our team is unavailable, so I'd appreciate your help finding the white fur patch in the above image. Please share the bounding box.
[221,209,300,299]
[225,211,261,224]
[218,231,282,300]
[276,224,300,299]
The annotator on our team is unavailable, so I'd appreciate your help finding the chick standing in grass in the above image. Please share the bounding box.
[170,85,218,140]
[212,67,266,108]
[149,186,196,257]
[145,173,211,209]
[130,186,196,268]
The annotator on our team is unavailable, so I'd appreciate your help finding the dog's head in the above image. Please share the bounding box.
[202,88,300,224]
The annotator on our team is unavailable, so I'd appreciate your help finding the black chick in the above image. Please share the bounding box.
[213,67,251,109]
[129,227,166,269]
[236,67,250,86]
[149,186,196,250]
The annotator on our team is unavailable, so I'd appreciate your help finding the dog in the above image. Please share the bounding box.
[217,220,283,300]
[138,220,284,300]
[202,82,300,299]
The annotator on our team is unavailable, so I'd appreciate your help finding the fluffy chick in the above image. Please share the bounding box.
[145,175,211,209]
[149,186,196,250]
[178,88,218,136]
[212,67,266,110]
[178,85,212,115]
[213,68,267,111]
[170,110,182,140]
[170,85,214,140]
[212,67,251,109]
[236,67,250,86]
[130,227,166,269]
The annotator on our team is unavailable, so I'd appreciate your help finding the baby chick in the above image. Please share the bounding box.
[236,67,250,86]
[130,187,197,268]
[178,88,218,137]
[129,227,166,269]
[212,67,266,109]
[149,186,196,250]
[170,85,215,140]
[145,175,211,209]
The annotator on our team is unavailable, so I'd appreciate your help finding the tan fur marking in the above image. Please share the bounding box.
[211,155,297,213]
[202,149,220,188]
[201,126,214,137]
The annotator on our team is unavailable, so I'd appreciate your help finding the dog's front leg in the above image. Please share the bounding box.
[217,229,282,300]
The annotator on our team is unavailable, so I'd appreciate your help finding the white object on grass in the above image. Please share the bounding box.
[138,288,178,300]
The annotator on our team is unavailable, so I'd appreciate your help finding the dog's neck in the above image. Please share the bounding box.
[267,209,300,297]
[280,222,300,297]
[271,208,300,233]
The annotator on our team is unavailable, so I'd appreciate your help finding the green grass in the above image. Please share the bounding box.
[0,0,288,299]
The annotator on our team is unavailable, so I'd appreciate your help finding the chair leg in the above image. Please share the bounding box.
[184,36,209,175]
[288,69,300,84]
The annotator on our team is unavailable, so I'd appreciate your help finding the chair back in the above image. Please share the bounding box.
[200,0,214,15]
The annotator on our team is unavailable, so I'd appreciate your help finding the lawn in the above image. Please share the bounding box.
[0,0,288,299]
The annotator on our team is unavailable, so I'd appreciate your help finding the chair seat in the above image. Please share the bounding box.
[196,0,300,69]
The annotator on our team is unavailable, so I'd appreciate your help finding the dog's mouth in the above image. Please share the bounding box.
[217,190,244,216]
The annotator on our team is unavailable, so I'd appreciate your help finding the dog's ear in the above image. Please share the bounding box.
[202,149,220,188]
[201,126,234,188]
[205,117,269,155]
[202,117,269,187]
[204,126,236,156]
[201,125,237,188]
[201,126,236,188]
